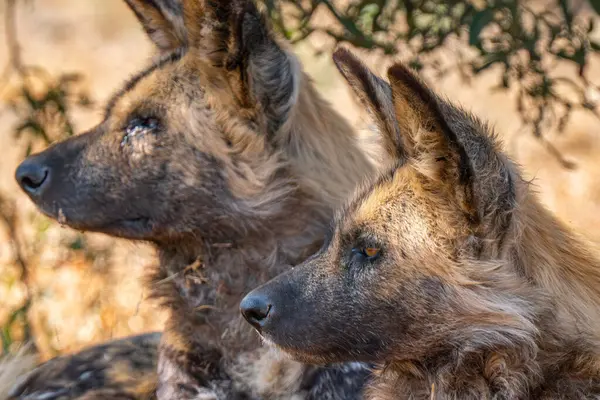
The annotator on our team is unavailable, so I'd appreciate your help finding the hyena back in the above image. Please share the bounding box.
[8,333,160,400]
[13,1,379,399]
[242,48,600,399]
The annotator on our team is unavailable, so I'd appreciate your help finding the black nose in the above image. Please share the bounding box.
[240,293,272,331]
[15,158,50,196]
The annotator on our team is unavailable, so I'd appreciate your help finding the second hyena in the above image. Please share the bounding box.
[241,48,600,399]
[12,1,380,399]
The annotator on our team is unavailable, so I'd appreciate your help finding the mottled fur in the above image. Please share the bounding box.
[244,48,600,399]
[8,333,160,400]
[14,1,378,399]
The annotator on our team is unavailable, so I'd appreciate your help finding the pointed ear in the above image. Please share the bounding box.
[179,0,297,136]
[387,63,479,223]
[124,0,187,52]
[332,48,404,162]
[228,2,299,136]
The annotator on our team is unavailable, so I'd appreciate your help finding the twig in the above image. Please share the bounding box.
[0,195,37,352]
[5,0,22,71]
[260,0,600,160]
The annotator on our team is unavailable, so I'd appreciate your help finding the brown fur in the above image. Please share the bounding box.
[14,1,378,399]
[8,333,160,400]
[242,48,600,399]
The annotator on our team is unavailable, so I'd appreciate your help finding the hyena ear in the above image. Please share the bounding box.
[387,63,479,223]
[332,48,405,162]
[124,0,187,52]
[226,2,299,136]
[181,0,298,136]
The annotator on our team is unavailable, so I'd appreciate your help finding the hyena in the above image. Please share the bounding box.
[12,1,378,399]
[241,48,600,399]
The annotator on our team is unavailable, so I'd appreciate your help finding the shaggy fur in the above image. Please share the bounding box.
[13,1,379,399]
[8,333,160,400]
[242,48,600,399]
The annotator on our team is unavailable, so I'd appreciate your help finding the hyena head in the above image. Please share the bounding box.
[241,49,540,366]
[15,0,310,244]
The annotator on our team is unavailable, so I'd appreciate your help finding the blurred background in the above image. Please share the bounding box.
[0,0,599,364]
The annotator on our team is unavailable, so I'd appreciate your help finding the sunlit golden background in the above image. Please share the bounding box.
[0,0,599,364]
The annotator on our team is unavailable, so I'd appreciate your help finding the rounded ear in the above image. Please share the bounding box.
[124,0,187,53]
[332,47,405,162]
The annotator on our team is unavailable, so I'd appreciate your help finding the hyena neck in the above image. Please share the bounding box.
[370,342,600,400]
[510,190,600,345]
[370,358,537,400]
[151,196,328,345]
[151,213,326,397]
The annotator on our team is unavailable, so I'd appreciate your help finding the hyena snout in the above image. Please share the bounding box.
[15,154,50,196]
[240,268,316,340]
[240,290,273,332]
[240,270,302,334]
[12,130,122,232]
[15,132,91,201]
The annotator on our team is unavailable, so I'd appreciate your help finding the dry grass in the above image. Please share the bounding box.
[0,343,36,400]
[0,0,599,366]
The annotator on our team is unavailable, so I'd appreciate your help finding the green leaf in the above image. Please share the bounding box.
[14,120,42,139]
[472,52,506,74]
[589,0,600,15]
[408,58,424,71]
[70,235,85,251]
[469,8,494,46]
[358,4,379,33]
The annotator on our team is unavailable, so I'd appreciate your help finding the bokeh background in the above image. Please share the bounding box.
[0,0,599,364]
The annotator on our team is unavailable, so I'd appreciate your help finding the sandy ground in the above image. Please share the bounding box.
[0,0,599,361]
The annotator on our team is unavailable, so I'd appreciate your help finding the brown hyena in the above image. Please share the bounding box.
[12,1,380,399]
[241,48,600,399]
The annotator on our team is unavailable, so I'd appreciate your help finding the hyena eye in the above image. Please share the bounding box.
[350,247,381,264]
[121,117,160,147]
[126,117,160,133]
[363,247,380,258]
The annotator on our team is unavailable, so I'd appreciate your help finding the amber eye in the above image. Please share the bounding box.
[363,247,380,258]
[349,246,381,267]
